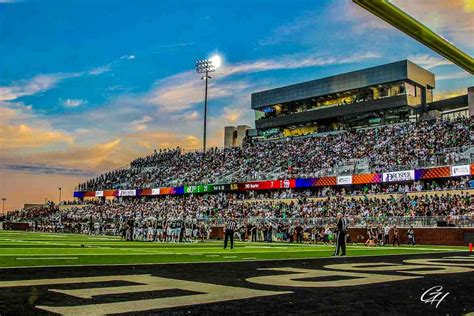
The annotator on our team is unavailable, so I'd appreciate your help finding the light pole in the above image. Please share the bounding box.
[58,187,62,205]
[195,55,221,153]
[1,198,6,215]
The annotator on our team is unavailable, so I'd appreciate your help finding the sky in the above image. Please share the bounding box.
[0,0,473,212]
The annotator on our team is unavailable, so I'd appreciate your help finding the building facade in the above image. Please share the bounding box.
[224,125,251,148]
[251,60,436,137]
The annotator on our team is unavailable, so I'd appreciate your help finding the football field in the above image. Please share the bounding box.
[0,230,473,314]
[0,230,467,268]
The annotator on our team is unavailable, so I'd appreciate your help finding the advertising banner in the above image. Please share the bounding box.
[184,185,214,194]
[95,191,104,197]
[151,188,161,195]
[352,173,381,184]
[84,191,96,197]
[239,179,295,191]
[337,176,352,185]
[295,178,317,188]
[382,170,415,182]
[73,191,85,198]
[415,167,450,180]
[451,165,470,177]
[119,189,136,197]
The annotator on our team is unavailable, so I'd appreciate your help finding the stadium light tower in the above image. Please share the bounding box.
[58,187,62,205]
[1,198,6,215]
[195,54,221,153]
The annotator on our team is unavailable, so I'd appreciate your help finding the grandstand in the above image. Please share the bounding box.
[3,60,471,248]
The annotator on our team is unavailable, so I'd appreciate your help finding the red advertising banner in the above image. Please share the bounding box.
[140,188,152,196]
[239,179,296,191]
[103,190,118,197]
[313,177,337,186]
[353,173,381,184]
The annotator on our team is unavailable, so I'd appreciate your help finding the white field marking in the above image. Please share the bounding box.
[223,256,238,258]
[205,255,220,257]
[348,245,463,252]
[188,253,204,256]
[242,257,257,260]
[0,247,459,257]
[16,257,78,260]
[244,246,288,249]
[0,250,467,269]
[0,253,189,257]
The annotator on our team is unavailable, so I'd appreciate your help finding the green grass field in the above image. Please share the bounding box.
[0,231,468,268]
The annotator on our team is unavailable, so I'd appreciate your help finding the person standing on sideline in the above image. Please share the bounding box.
[383,223,390,246]
[332,213,347,256]
[407,225,416,246]
[392,226,400,246]
[224,217,237,249]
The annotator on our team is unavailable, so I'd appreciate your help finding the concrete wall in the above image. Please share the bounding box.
[348,227,474,246]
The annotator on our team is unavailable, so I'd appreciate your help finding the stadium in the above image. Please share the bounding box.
[0,0,473,315]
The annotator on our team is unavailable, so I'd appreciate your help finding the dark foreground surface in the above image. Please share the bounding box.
[0,252,472,315]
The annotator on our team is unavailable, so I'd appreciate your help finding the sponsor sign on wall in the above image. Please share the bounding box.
[382,170,415,182]
[184,185,214,194]
[337,176,352,185]
[119,189,136,196]
[95,191,104,197]
[451,165,470,177]
[239,179,295,191]
[151,188,161,195]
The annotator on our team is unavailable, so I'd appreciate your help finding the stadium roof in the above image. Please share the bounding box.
[251,60,434,110]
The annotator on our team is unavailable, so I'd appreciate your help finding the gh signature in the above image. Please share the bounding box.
[420,286,450,308]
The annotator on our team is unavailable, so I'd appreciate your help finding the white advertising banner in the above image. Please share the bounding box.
[382,170,415,182]
[451,165,470,176]
[119,189,136,196]
[95,191,104,197]
[337,176,352,185]
[151,188,161,195]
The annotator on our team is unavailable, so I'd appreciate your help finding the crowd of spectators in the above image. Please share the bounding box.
[5,189,472,237]
[77,117,472,191]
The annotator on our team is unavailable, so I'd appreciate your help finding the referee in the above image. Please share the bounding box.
[332,212,347,256]
[224,217,237,249]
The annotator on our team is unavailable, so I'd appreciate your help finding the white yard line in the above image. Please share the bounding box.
[0,250,468,269]
[16,257,78,260]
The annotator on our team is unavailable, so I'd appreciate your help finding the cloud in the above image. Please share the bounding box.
[433,88,468,101]
[130,115,153,131]
[408,54,453,69]
[144,52,379,114]
[436,71,472,80]
[4,164,94,176]
[259,11,317,46]
[171,110,200,121]
[159,42,194,49]
[0,64,111,102]
[120,54,136,60]
[0,124,73,149]
[28,139,125,171]
[0,73,78,101]
[221,107,241,124]
[88,65,111,75]
[61,98,87,108]
[219,52,380,77]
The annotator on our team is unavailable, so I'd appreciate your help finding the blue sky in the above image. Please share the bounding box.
[0,0,473,210]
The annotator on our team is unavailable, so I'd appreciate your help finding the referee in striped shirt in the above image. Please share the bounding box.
[224,217,237,249]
